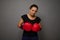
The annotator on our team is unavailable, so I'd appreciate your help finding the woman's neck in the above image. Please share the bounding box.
[28,13,36,18]
[27,13,37,20]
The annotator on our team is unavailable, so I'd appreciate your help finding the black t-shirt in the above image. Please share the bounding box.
[21,14,41,36]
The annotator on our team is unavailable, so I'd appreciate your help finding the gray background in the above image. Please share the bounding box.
[0,0,60,40]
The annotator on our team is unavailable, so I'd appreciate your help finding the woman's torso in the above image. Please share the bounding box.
[21,14,41,37]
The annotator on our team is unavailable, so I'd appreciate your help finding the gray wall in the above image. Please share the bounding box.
[0,0,60,40]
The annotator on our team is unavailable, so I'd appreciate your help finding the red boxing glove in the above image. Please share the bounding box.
[32,23,41,32]
[22,22,32,32]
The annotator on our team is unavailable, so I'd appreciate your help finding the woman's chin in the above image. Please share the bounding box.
[31,14,35,17]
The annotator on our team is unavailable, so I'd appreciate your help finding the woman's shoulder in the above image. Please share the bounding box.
[21,14,27,18]
[36,16,41,20]
[21,14,27,21]
[21,14,27,17]
[36,16,41,23]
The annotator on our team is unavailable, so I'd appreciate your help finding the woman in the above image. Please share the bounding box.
[17,4,41,40]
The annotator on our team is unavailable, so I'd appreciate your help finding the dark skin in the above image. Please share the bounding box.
[17,7,42,28]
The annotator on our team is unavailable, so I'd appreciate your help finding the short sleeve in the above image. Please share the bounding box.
[21,15,24,20]
[21,14,27,22]
[36,17,41,23]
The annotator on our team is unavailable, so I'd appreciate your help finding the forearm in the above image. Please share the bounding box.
[17,24,23,29]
